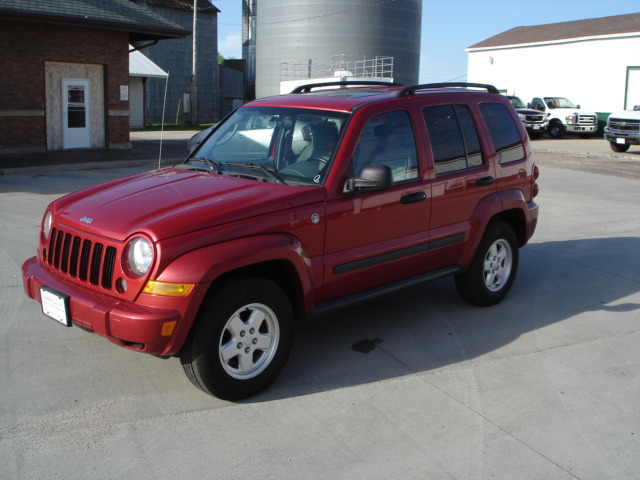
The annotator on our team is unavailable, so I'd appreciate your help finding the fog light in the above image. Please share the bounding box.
[117,278,128,293]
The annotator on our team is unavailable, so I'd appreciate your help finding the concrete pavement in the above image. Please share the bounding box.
[0,156,639,479]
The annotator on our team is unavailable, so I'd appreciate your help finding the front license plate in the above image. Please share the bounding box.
[616,138,627,144]
[533,125,541,130]
[40,286,72,327]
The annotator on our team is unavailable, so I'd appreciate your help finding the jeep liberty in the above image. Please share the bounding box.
[22,82,540,399]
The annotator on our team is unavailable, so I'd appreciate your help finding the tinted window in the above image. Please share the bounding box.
[480,103,524,164]
[351,111,419,183]
[423,104,484,175]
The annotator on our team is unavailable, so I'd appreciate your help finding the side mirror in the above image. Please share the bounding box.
[577,104,581,109]
[343,164,393,194]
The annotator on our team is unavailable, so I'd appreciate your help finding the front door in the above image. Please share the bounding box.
[62,78,90,149]
[323,109,430,301]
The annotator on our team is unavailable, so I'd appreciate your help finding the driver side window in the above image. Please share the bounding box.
[351,111,419,183]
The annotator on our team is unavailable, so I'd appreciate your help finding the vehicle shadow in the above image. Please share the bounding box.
[252,236,640,402]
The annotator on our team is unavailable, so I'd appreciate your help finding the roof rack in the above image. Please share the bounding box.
[291,81,402,94]
[397,82,500,97]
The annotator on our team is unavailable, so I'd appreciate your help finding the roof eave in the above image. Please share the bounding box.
[467,31,640,52]
[0,12,190,40]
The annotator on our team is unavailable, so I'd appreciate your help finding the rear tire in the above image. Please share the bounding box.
[609,141,630,153]
[181,277,293,400]
[455,222,519,306]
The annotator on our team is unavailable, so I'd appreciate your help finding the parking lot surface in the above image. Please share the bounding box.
[1,146,639,479]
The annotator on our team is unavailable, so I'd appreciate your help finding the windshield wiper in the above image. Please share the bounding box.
[186,157,225,174]
[228,162,288,185]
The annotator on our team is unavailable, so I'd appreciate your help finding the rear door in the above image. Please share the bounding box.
[421,101,497,270]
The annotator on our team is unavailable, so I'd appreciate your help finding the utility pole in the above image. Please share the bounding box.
[190,0,197,125]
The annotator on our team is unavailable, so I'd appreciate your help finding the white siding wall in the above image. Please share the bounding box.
[467,36,640,112]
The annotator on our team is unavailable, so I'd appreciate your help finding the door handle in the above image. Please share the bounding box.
[401,191,427,204]
[475,176,494,187]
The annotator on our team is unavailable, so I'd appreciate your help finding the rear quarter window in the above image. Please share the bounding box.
[479,103,525,164]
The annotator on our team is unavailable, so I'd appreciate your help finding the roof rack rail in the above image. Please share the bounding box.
[397,82,500,97]
[291,81,402,94]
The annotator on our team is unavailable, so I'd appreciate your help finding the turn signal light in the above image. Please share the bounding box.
[143,280,194,297]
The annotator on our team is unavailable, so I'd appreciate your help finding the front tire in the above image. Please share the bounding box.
[455,222,519,306]
[610,141,630,153]
[548,122,565,139]
[181,277,293,400]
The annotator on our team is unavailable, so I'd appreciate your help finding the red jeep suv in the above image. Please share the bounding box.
[22,82,539,399]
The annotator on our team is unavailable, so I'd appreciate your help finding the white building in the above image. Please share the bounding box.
[466,13,640,115]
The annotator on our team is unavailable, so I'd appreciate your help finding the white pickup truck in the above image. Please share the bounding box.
[604,106,640,152]
[529,96,599,139]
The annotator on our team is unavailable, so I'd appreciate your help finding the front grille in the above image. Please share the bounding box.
[608,117,640,133]
[524,114,544,123]
[47,227,117,290]
[577,114,597,125]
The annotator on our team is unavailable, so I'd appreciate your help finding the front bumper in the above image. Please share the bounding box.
[604,130,640,145]
[566,124,598,134]
[523,122,547,132]
[22,256,182,355]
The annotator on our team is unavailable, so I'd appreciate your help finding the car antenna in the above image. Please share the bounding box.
[159,71,169,169]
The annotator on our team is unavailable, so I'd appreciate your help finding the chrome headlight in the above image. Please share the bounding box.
[124,237,154,276]
[43,211,52,240]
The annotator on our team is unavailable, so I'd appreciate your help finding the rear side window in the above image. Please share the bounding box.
[479,103,524,164]
[423,104,483,176]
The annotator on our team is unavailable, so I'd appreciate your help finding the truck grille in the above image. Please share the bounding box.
[577,114,597,125]
[608,117,640,133]
[46,227,118,290]
[523,114,545,123]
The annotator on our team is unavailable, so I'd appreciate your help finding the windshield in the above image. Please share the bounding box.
[543,97,576,109]
[186,107,348,186]
[508,96,526,108]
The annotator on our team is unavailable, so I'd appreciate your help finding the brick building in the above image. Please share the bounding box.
[0,0,189,154]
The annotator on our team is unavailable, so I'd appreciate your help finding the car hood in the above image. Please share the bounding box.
[52,167,325,241]
[608,110,640,120]
[516,108,545,115]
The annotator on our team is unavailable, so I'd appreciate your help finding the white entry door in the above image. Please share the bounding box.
[62,78,91,149]
[627,67,640,110]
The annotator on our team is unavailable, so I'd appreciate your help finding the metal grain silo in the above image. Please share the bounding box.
[253,0,422,98]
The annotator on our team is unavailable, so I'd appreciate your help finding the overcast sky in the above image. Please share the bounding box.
[213,0,639,83]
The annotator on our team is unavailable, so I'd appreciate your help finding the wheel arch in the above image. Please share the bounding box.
[153,234,316,353]
[206,259,307,323]
[460,190,531,266]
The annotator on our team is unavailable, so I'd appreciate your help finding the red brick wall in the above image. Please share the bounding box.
[0,21,129,151]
